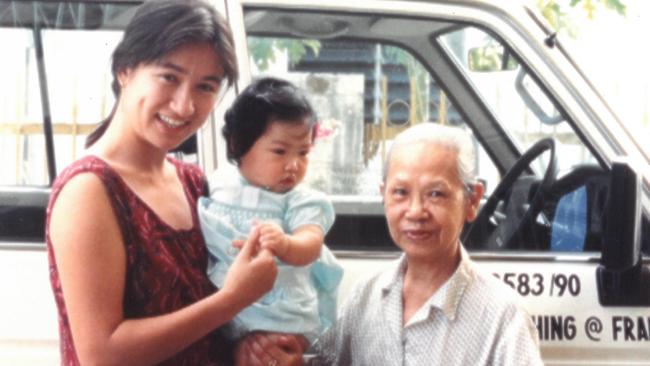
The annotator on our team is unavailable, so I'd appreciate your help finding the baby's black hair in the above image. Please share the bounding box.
[223,77,317,164]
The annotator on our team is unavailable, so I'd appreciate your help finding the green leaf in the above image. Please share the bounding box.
[537,0,626,35]
[605,0,626,15]
[247,37,321,71]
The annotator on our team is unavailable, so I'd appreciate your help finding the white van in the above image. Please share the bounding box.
[1,0,648,365]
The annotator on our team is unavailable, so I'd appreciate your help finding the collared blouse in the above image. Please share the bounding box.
[314,247,543,366]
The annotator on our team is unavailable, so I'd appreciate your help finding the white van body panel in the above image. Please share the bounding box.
[0,0,648,365]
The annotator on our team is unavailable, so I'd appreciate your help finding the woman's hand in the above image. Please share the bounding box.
[235,222,323,266]
[231,221,289,259]
[235,332,308,366]
[221,225,278,310]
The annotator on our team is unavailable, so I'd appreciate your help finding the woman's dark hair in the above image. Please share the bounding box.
[85,0,238,147]
[223,77,317,165]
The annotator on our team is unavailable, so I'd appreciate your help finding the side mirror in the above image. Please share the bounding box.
[597,159,650,306]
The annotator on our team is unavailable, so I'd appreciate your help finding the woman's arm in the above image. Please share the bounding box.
[257,223,323,266]
[50,173,277,366]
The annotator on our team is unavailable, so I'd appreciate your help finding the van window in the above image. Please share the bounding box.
[1,27,49,186]
[246,34,502,250]
[0,1,198,243]
[248,36,498,195]
[0,2,129,187]
[437,27,599,174]
[0,1,199,190]
[243,8,612,254]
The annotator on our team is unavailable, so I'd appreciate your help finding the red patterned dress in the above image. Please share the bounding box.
[45,155,233,365]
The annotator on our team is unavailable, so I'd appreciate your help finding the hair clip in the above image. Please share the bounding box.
[314,121,336,140]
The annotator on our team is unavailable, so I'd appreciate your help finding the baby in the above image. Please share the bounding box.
[197,77,343,343]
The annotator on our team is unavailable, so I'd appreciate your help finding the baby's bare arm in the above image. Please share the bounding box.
[258,222,323,266]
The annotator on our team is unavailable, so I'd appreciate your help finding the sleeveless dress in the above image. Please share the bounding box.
[45,155,232,365]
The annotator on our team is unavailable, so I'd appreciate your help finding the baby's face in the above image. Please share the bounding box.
[239,119,313,193]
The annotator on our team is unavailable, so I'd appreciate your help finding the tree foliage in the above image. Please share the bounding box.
[537,0,626,36]
[248,37,320,71]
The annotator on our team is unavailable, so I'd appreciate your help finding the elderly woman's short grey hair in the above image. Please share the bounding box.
[382,123,477,193]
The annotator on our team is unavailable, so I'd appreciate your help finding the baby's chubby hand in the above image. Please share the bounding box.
[234,221,322,266]
[230,221,290,260]
[256,221,290,258]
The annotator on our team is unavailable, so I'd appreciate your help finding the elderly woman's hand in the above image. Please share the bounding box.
[235,332,309,366]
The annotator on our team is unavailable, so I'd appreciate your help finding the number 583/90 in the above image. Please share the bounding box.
[493,272,581,297]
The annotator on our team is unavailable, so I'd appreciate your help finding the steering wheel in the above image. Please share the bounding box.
[463,138,557,250]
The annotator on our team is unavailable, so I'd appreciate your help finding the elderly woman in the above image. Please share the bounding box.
[313,123,543,365]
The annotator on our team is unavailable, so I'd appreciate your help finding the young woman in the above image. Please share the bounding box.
[46,1,304,365]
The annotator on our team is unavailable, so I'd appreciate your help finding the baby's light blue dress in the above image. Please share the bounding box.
[197,169,343,342]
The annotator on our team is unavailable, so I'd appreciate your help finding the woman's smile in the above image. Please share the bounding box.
[157,113,189,129]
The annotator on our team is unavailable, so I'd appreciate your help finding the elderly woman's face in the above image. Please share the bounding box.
[381,141,481,262]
